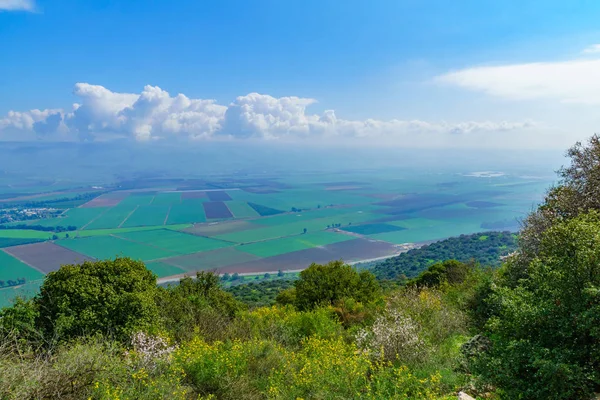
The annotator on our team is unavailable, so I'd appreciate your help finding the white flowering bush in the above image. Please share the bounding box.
[125,332,178,368]
[356,309,428,365]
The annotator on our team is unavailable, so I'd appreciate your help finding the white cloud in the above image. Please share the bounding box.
[0,0,35,11]
[0,83,534,145]
[436,57,600,105]
[582,44,600,54]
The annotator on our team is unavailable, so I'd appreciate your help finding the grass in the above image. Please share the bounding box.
[237,231,353,258]
[56,235,177,261]
[167,200,207,224]
[22,207,108,228]
[115,229,232,255]
[225,201,260,218]
[340,223,406,235]
[121,205,170,228]
[116,194,155,207]
[0,250,45,281]
[83,206,137,230]
[0,278,43,309]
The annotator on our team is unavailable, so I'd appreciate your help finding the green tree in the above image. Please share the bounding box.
[35,257,161,343]
[476,212,600,399]
[409,260,471,288]
[294,260,381,311]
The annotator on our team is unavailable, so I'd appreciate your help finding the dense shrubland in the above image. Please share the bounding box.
[2,136,600,399]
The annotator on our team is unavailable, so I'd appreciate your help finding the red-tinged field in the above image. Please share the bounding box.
[216,238,398,274]
[3,242,95,274]
[80,192,129,208]
[203,201,233,219]
[206,191,233,201]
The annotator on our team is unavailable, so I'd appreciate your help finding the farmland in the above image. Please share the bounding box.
[0,169,553,306]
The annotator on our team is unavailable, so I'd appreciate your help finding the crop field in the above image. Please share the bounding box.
[341,223,406,235]
[166,200,207,224]
[237,231,354,258]
[83,206,137,230]
[121,205,170,227]
[3,242,95,273]
[115,229,232,255]
[145,261,187,277]
[57,236,177,261]
[0,250,45,281]
[226,201,260,218]
[206,191,232,201]
[160,247,261,272]
[203,202,233,219]
[0,170,554,297]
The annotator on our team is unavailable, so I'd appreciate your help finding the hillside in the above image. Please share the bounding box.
[371,231,517,280]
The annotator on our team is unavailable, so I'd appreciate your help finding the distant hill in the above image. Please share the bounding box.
[371,231,518,280]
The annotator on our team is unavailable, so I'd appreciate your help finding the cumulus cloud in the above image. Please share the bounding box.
[436,56,600,105]
[0,0,35,11]
[0,83,534,144]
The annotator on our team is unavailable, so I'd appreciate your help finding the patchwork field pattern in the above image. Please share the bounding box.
[167,200,207,224]
[340,223,406,235]
[0,250,45,281]
[115,229,232,255]
[57,236,176,261]
[3,242,95,273]
[121,205,170,227]
[203,202,233,219]
[83,206,136,230]
[206,191,232,201]
[160,247,261,272]
[237,231,354,258]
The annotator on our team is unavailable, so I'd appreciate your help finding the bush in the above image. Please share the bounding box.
[294,260,381,311]
[35,257,161,343]
[475,212,600,399]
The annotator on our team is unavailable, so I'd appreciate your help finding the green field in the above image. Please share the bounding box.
[57,236,176,261]
[340,223,405,235]
[151,192,182,205]
[226,201,260,218]
[83,206,137,230]
[117,194,155,207]
[74,224,191,238]
[121,205,170,227]
[0,251,45,281]
[115,229,232,255]
[145,261,187,277]
[0,279,43,309]
[22,207,108,228]
[0,237,45,248]
[160,247,261,272]
[215,211,382,243]
[166,200,207,224]
[238,231,353,258]
[0,230,54,239]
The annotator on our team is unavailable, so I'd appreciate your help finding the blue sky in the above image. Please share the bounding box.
[2,0,600,148]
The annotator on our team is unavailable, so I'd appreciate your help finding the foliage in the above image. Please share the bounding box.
[35,257,161,343]
[226,279,295,308]
[372,231,517,280]
[408,260,472,288]
[294,260,382,311]
[475,212,600,399]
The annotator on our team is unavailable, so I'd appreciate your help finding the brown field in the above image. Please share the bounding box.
[203,201,233,218]
[181,191,208,199]
[184,220,259,236]
[3,242,94,274]
[206,191,232,201]
[160,247,261,272]
[80,192,129,208]
[217,238,398,274]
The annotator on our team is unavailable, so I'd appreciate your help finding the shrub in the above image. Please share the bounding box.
[35,257,161,343]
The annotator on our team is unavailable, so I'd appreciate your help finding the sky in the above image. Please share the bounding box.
[2,0,600,149]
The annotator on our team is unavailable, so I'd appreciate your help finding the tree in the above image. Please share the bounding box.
[222,273,231,281]
[264,273,271,279]
[409,260,471,288]
[51,234,58,240]
[294,260,381,311]
[277,269,285,277]
[303,228,307,234]
[476,212,600,398]
[35,257,161,343]
[65,233,69,239]
[231,273,240,281]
